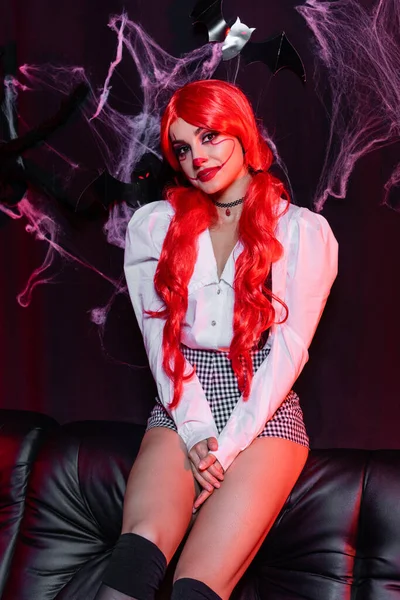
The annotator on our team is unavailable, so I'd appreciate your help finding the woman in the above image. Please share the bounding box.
[95,79,338,600]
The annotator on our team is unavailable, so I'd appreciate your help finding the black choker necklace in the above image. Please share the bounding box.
[211,197,244,216]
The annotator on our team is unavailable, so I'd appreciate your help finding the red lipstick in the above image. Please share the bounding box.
[197,167,220,182]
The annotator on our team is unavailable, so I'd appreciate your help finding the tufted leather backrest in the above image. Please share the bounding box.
[2,421,144,600]
[254,449,400,600]
[1,419,256,600]
[0,409,57,598]
[254,449,365,599]
[352,451,400,600]
[2,414,400,600]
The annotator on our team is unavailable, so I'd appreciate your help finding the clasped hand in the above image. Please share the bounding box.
[188,437,224,512]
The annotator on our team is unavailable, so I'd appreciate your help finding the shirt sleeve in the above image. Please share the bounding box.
[124,201,219,452]
[210,206,339,472]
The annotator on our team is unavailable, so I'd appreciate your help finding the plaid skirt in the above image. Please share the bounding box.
[146,344,309,448]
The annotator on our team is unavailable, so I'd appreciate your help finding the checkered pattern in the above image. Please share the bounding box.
[146,344,309,448]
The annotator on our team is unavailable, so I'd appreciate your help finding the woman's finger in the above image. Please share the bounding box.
[213,459,225,476]
[207,436,218,452]
[189,449,222,487]
[193,489,213,511]
[199,454,225,476]
[198,452,217,471]
[196,440,211,459]
[190,463,215,493]
[190,458,221,489]
[205,462,224,481]
[188,441,209,463]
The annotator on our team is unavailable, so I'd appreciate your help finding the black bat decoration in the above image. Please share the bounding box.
[191,0,231,42]
[241,32,306,83]
[190,0,306,83]
[0,82,91,208]
[0,42,169,216]
[0,82,90,166]
[78,152,177,210]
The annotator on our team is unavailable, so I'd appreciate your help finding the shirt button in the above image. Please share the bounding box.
[217,288,221,295]
[211,320,216,326]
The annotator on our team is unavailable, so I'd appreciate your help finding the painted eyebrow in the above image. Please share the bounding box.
[171,127,207,146]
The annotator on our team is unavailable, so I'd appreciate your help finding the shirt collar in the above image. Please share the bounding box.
[188,229,244,293]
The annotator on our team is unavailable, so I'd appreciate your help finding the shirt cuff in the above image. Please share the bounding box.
[208,437,241,472]
[176,423,219,454]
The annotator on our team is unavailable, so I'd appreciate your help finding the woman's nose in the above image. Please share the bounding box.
[193,157,207,168]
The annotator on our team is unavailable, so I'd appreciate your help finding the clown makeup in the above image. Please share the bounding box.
[169,118,250,201]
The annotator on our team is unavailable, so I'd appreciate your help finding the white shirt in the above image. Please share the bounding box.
[124,199,339,472]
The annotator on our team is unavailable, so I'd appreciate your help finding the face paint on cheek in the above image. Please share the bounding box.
[210,137,236,169]
[186,138,237,182]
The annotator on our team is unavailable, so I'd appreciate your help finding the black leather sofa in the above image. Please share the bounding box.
[1,408,400,600]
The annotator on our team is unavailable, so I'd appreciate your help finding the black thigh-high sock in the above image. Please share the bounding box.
[171,578,222,600]
[94,586,136,600]
[93,533,167,600]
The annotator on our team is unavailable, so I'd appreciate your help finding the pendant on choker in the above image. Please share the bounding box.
[211,197,244,217]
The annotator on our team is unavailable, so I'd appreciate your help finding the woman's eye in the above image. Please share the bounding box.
[203,132,218,143]
[175,145,189,159]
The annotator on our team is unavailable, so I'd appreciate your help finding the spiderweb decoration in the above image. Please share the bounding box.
[1,14,221,328]
[2,2,400,359]
[297,0,400,210]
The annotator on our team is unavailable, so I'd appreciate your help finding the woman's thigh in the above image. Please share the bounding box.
[121,427,197,562]
[174,437,309,599]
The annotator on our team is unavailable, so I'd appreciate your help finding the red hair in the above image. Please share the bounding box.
[148,79,288,408]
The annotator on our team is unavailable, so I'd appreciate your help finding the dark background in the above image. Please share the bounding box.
[1,0,399,448]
